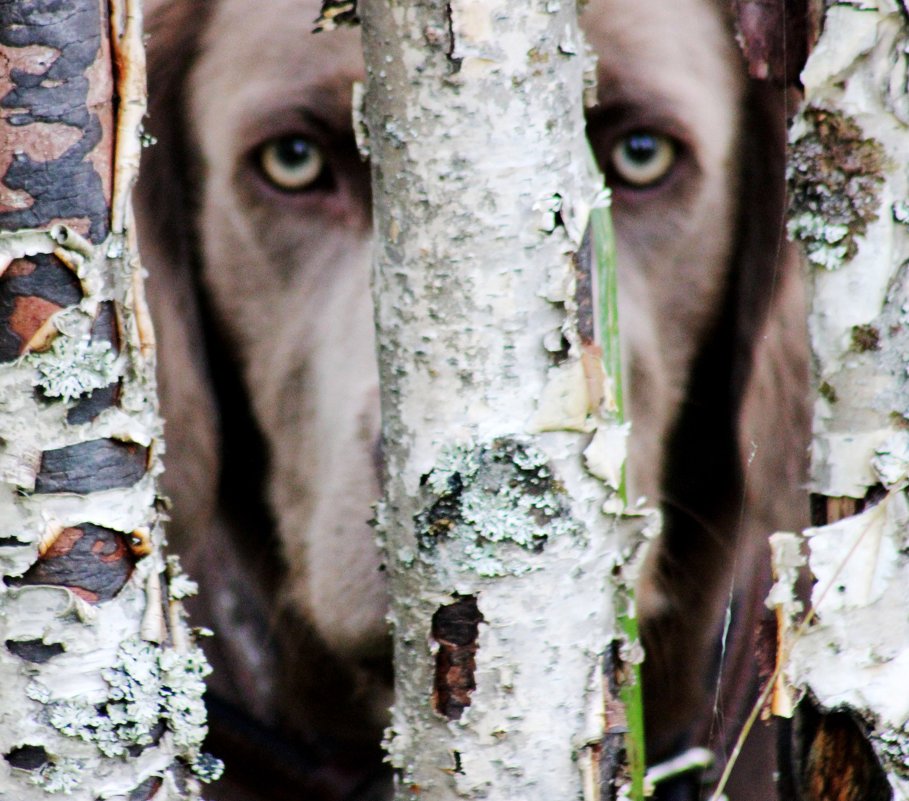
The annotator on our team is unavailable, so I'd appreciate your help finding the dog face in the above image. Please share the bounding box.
[138,0,808,794]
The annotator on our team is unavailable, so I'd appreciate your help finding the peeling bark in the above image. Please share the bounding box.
[360,1,653,798]
[772,2,909,798]
[0,1,217,797]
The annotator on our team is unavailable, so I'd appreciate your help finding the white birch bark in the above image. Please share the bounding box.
[0,1,217,798]
[771,1,909,795]
[358,1,654,798]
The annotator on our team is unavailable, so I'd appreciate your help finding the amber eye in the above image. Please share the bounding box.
[609,131,676,188]
[257,135,325,191]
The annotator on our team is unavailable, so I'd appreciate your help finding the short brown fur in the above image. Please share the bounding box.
[136,2,810,798]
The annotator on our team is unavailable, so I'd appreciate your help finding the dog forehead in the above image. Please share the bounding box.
[584,0,743,121]
[189,0,364,136]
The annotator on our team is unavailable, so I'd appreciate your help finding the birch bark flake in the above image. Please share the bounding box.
[0,0,218,795]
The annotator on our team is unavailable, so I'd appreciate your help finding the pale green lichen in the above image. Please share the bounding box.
[166,556,199,601]
[33,637,222,786]
[415,437,581,576]
[27,335,119,402]
[876,723,909,779]
[29,757,85,795]
[787,213,850,269]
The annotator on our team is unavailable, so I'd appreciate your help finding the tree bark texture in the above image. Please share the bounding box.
[0,1,216,798]
[772,2,909,798]
[359,1,654,799]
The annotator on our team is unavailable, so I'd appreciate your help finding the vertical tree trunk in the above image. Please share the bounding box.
[772,2,909,798]
[358,1,653,798]
[0,1,217,797]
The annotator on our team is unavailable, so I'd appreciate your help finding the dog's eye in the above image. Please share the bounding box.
[608,132,676,189]
[257,135,325,191]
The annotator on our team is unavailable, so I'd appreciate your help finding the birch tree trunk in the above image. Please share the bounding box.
[771,2,909,797]
[0,1,217,797]
[358,1,653,798]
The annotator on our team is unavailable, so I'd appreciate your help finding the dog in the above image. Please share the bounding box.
[135,0,810,798]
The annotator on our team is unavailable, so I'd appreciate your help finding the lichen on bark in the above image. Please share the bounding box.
[415,437,582,577]
[0,1,217,797]
[773,2,909,797]
[361,0,652,798]
[788,108,886,270]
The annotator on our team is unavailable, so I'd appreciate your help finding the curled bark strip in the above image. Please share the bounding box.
[573,223,608,412]
[0,0,114,243]
[10,523,136,603]
[313,0,359,32]
[4,744,49,771]
[35,439,147,494]
[431,595,483,721]
[0,253,83,361]
[5,638,65,663]
[109,0,146,234]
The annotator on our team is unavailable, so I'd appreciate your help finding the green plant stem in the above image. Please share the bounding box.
[591,198,646,799]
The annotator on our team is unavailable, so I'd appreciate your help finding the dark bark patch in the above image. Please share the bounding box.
[4,744,48,771]
[9,524,136,603]
[66,381,121,423]
[126,719,167,757]
[36,439,147,494]
[0,253,83,361]
[0,0,112,242]
[8,295,62,350]
[6,638,65,663]
[799,706,891,801]
[431,594,483,720]
[127,776,163,800]
[599,641,631,800]
[851,324,881,353]
[90,300,120,353]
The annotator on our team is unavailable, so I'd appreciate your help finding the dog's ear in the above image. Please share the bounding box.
[136,0,220,553]
[642,73,810,783]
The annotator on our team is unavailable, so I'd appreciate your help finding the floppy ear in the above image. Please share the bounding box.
[692,77,811,798]
[640,73,810,794]
[136,0,221,555]
[733,79,810,546]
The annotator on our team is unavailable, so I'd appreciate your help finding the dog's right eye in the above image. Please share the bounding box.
[608,131,676,189]
[256,135,326,192]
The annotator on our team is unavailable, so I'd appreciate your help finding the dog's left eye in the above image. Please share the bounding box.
[256,135,326,191]
[608,131,676,189]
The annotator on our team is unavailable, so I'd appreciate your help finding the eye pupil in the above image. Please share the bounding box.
[257,135,326,191]
[276,136,311,165]
[623,134,658,165]
[608,130,676,189]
